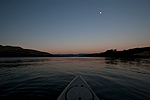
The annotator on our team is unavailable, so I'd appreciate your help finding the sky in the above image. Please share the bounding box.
[0,0,150,54]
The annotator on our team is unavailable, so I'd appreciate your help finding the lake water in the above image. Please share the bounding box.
[0,57,150,100]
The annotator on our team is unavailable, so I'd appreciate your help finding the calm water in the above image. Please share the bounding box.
[0,57,150,100]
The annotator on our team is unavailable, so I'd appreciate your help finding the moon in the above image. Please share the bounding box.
[100,11,102,15]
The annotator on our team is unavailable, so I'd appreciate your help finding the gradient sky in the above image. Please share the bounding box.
[0,0,150,54]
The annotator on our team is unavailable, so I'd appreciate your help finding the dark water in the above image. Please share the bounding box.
[0,57,150,100]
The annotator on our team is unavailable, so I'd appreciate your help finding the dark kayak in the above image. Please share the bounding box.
[57,75,99,100]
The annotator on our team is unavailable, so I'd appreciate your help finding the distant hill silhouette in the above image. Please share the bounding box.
[0,45,53,57]
[54,53,88,57]
[1,45,149,58]
[83,47,150,58]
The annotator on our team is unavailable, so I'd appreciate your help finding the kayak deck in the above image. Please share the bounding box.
[57,75,99,100]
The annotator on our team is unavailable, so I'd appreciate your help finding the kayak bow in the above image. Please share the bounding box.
[57,75,99,100]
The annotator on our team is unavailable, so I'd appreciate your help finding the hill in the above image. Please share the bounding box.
[83,47,150,58]
[0,45,53,57]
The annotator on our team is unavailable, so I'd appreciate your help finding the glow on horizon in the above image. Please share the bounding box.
[0,0,150,54]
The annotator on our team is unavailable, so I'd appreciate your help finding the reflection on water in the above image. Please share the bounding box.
[0,57,50,67]
[0,57,150,100]
[105,57,150,75]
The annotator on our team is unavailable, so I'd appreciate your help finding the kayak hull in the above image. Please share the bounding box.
[57,75,99,100]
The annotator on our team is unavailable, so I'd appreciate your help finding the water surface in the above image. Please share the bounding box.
[0,57,150,100]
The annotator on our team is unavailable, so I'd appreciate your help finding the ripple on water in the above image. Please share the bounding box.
[0,57,150,100]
